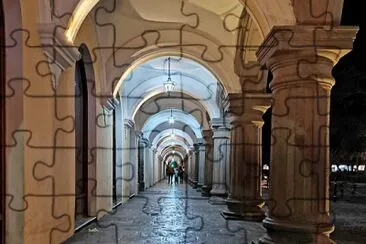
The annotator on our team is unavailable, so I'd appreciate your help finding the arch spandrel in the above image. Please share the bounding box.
[151,129,195,148]
[141,109,203,139]
[146,122,198,145]
[133,92,211,131]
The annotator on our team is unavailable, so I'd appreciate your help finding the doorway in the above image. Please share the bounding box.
[74,58,89,221]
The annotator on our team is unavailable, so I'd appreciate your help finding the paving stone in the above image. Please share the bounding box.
[64,181,366,244]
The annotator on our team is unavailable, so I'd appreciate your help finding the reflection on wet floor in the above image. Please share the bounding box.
[64,181,265,244]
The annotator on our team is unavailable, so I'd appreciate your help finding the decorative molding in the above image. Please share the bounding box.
[210,117,230,129]
[256,25,358,69]
[38,22,81,88]
[124,119,135,129]
[102,97,120,112]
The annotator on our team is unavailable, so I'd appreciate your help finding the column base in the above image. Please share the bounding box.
[138,182,145,192]
[196,183,203,192]
[259,231,335,244]
[210,187,227,196]
[188,178,197,187]
[208,196,226,205]
[221,209,264,222]
[192,181,199,189]
[222,197,265,221]
[201,185,211,197]
[259,217,335,244]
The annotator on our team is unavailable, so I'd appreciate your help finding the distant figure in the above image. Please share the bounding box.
[178,165,184,183]
[166,164,170,184]
[168,165,174,184]
[174,167,179,184]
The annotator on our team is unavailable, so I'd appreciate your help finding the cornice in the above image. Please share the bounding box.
[38,22,81,88]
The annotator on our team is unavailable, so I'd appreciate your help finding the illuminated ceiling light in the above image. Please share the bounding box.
[170,129,175,138]
[172,150,176,154]
[163,57,175,93]
[168,109,175,124]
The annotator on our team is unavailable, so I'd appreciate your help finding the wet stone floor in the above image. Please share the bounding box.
[64,181,265,244]
[64,181,366,244]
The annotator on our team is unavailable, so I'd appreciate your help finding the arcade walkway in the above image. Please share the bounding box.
[64,181,265,244]
[64,181,366,244]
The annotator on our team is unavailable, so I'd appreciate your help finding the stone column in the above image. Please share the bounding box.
[141,137,150,189]
[158,154,163,180]
[131,129,139,196]
[221,93,271,221]
[148,147,154,185]
[209,119,230,203]
[256,26,357,243]
[201,130,213,197]
[193,144,200,188]
[122,119,133,202]
[152,147,158,182]
[197,139,206,190]
[137,133,145,192]
[188,147,197,186]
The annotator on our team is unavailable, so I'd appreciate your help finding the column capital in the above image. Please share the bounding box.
[124,119,135,128]
[224,93,271,126]
[135,131,143,139]
[256,26,358,91]
[38,22,81,88]
[257,25,357,66]
[210,117,230,129]
[212,126,230,139]
[140,137,150,146]
[196,138,206,145]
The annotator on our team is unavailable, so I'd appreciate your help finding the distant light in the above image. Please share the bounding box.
[331,165,338,172]
[168,116,175,124]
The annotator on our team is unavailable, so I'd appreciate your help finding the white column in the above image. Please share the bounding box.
[197,139,206,189]
[136,133,145,192]
[152,148,158,183]
[140,137,149,189]
[122,119,133,202]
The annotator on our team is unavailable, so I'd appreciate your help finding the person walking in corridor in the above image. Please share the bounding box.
[178,165,184,184]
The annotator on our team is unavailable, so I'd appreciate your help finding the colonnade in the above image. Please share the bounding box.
[111,25,357,244]
[154,25,358,244]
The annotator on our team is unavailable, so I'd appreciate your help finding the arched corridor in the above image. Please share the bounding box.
[1,0,366,243]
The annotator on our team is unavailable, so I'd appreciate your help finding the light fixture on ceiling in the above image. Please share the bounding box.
[168,109,175,124]
[163,57,175,93]
[170,129,175,138]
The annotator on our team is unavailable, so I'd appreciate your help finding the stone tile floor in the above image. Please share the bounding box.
[64,181,366,244]
[64,181,264,244]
